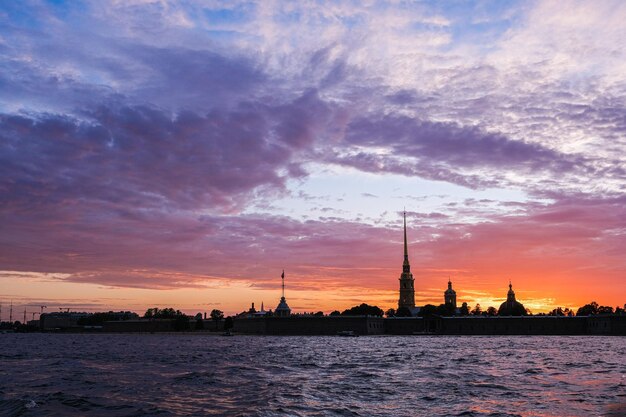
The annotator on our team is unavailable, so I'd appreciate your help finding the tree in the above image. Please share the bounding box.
[598,305,614,315]
[329,310,341,316]
[486,306,497,316]
[435,304,455,317]
[459,302,469,316]
[77,311,138,325]
[385,308,396,317]
[548,307,564,316]
[313,311,324,317]
[576,301,599,316]
[471,304,482,316]
[418,304,437,317]
[144,307,184,319]
[341,303,384,317]
[144,307,159,318]
[210,309,224,330]
[396,306,413,317]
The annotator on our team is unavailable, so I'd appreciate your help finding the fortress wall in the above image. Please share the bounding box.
[437,316,589,335]
[233,317,268,334]
[587,315,626,335]
[102,319,176,332]
[234,316,385,335]
[233,315,626,335]
[384,317,426,334]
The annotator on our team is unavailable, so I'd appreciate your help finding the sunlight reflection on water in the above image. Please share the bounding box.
[0,334,624,416]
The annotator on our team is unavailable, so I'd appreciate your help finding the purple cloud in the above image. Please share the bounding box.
[343,114,586,172]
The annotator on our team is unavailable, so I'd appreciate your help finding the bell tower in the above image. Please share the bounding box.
[398,211,415,310]
[444,278,457,309]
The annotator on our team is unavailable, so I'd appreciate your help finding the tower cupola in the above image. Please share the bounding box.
[444,278,457,309]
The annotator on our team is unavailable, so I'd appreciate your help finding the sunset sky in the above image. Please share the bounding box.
[1,0,625,318]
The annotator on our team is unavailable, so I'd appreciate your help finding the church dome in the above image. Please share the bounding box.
[497,282,527,316]
[498,300,526,316]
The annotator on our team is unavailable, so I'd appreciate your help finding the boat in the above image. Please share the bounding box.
[221,330,233,336]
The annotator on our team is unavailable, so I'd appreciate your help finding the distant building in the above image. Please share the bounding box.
[40,312,90,330]
[498,282,527,316]
[444,278,457,310]
[398,211,416,312]
[275,270,291,317]
[253,302,271,317]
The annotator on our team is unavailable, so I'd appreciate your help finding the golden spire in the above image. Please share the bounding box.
[403,210,409,266]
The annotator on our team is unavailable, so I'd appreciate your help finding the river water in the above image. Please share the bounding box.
[0,334,624,416]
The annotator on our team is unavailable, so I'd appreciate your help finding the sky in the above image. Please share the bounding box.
[1,0,625,318]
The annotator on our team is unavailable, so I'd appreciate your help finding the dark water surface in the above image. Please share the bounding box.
[0,334,624,417]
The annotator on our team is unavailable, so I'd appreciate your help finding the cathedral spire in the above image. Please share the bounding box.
[398,210,415,311]
[403,210,409,266]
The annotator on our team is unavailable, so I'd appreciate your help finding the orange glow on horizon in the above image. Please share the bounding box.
[1,266,623,317]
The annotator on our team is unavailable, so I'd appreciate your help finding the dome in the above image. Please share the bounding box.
[497,282,527,316]
[498,300,527,316]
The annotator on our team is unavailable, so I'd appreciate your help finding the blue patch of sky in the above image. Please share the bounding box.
[425,0,526,53]
[1,1,89,33]
[0,2,43,30]
[202,6,254,26]
[248,164,529,225]
[200,5,257,43]
[45,0,89,23]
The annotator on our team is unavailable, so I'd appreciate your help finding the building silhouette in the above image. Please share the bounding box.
[498,281,527,316]
[398,211,416,312]
[275,270,291,317]
[444,278,457,310]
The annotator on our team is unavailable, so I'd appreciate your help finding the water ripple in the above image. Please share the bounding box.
[0,335,624,416]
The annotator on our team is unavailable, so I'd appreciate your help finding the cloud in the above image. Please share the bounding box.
[0,82,342,215]
[0,0,625,313]
[345,114,584,170]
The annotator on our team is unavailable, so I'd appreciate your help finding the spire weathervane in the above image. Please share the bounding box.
[281,269,285,298]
